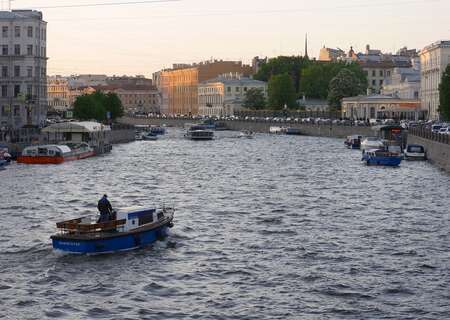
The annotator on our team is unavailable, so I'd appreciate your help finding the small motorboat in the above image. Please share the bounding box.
[17,143,94,164]
[51,206,174,254]
[150,126,166,135]
[360,137,384,152]
[239,130,254,139]
[285,127,301,135]
[344,135,362,149]
[404,144,426,160]
[185,125,214,140]
[362,149,402,166]
[141,132,158,141]
[135,132,143,140]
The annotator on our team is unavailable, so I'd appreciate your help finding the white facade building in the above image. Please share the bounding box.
[381,60,421,100]
[198,74,267,116]
[420,40,450,120]
[0,10,47,129]
[47,76,70,111]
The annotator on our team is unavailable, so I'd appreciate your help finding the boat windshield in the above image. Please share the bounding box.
[408,146,424,153]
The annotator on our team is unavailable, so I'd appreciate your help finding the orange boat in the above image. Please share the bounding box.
[17,143,95,164]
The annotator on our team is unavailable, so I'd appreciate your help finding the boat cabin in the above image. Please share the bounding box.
[22,144,71,157]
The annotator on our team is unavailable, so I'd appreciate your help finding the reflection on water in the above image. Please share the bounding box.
[1,129,449,319]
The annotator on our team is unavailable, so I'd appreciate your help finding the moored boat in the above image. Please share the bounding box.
[344,135,362,149]
[185,125,214,140]
[362,149,402,166]
[285,127,301,135]
[51,206,175,254]
[149,126,166,135]
[141,132,158,141]
[404,144,426,160]
[17,143,94,164]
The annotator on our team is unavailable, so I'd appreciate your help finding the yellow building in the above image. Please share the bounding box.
[158,60,253,115]
[47,77,70,111]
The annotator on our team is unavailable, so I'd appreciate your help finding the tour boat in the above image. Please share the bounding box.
[51,206,175,254]
[17,143,94,164]
[361,149,402,167]
[239,130,254,139]
[360,137,384,152]
[403,144,426,160]
[344,135,362,149]
[185,125,214,140]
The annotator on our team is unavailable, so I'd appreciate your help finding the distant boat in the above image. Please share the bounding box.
[149,126,166,135]
[344,135,362,149]
[185,125,214,140]
[17,143,94,164]
[141,132,158,141]
[269,126,284,134]
[285,127,301,135]
[239,130,254,139]
[360,137,384,152]
[404,144,426,160]
[51,206,174,254]
[362,149,402,166]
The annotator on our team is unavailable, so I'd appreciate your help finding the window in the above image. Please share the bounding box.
[14,66,20,77]
[2,45,7,55]
[1,105,9,116]
[14,26,20,37]
[379,79,383,86]
[379,70,384,77]
[372,70,376,77]
[35,45,38,56]
[387,71,391,77]
[244,87,248,92]
[35,27,39,38]
[235,87,240,92]
[14,85,20,97]
[14,44,20,55]
[27,66,32,77]
[27,84,32,96]
[27,45,32,55]
[414,91,419,99]
[372,79,376,86]
[14,105,20,116]
[2,66,7,77]
[2,26,8,38]
[1,85,7,97]
[27,26,33,37]
[227,86,231,93]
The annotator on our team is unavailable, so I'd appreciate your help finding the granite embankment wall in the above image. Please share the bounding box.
[109,124,135,144]
[119,117,374,138]
[408,134,450,173]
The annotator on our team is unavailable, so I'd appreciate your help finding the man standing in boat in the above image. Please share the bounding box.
[97,194,113,223]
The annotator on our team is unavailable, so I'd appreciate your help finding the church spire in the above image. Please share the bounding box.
[304,33,309,59]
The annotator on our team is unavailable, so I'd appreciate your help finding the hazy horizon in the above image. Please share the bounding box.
[7,0,450,77]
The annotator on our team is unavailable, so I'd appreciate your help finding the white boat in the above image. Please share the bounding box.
[404,144,426,160]
[185,125,214,140]
[361,137,384,152]
[141,132,158,141]
[239,130,254,139]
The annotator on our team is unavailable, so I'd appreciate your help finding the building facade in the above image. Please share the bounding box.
[342,95,424,121]
[318,46,345,61]
[198,74,267,116]
[0,10,47,129]
[381,65,420,100]
[47,76,70,111]
[420,40,450,120]
[158,60,253,115]
[95,85,159,114]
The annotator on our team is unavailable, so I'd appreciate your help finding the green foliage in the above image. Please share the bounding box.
[268,74,297,110]
[300,62,367,99]
[254,56,309,93]
[243,88,266,110]
[439,64,450,121]
[73,91,124,122]
[327,69,366,108]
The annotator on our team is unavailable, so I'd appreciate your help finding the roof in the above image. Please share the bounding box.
[200,77,266,86]
[93,85,157,92]
[0,10,43,20]
[342,94,419,103]
[42,121,111,133]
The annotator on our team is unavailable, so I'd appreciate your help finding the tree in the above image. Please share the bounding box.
[243,88,266,110]
[439,64,450,121]
[73,91,124,122]
[254,56,310,93]
[300,62,367,99]
[268,73,297,110]
[327,69,365,109]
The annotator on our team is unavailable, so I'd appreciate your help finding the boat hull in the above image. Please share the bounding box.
[51,224,171,254]
[17,151,95,164]
[365,156,402,166]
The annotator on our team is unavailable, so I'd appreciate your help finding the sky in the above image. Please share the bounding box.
[7,0,450,77]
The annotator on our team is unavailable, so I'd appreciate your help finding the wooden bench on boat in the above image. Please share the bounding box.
[56,217,126,234]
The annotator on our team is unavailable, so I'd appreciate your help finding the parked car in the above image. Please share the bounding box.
[438,127,450,135]
[431,124,443,133]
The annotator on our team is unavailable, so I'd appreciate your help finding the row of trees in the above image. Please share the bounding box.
[73,91,124,122]
[439,64,450,121]
[245,56,368,110]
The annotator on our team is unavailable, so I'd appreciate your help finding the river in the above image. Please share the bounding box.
[1,129,449,319]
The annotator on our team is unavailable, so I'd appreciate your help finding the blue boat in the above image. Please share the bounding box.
[150,126,166,135]
[362,149,402,167]
[51,207,174,254]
